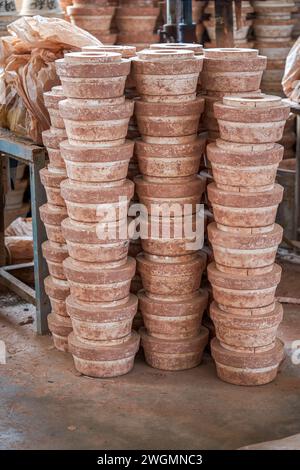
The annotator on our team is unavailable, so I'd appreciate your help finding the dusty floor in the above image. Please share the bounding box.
[0,260,300,450]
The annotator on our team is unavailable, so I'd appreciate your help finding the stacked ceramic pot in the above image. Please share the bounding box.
[40,86,72,353]
[201,48,267,144]
[207,93,290,386]
[253,0,296,97]
[56,51,140,378]
[81,44,144,331]
[131,49,209,371]
[0,1,18,36]
[67,1,117,44]
[116,0,160,51]
[20,0,64,17]
[204,1,254,48]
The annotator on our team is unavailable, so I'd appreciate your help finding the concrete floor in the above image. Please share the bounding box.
[0,260,300,450]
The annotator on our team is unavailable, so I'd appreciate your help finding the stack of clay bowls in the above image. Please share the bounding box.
[116,0,160,51]
[67,0,117,44]
[253,0,296,97]
[0,1,18,36]
[149,42,204,104]
[40,86,72,353]
[81,44,144,331]
[56,51,140,378]
[204,1,254,48]
[201,48,267,144]
[207,93,290,386]
[20,0,63,17]
[132,48,209,371]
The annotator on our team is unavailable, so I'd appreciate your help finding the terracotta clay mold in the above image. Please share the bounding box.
[140,210,205,256]
[141,235,204,258]
[68,331,140,378]
[63,257,136,302]
[42,240,68,280]
[92,32,118,45]
[207,141,284,191]
[202,48,267,93]
[80,45,137,91]
[135,175,206,215]
[47,148,66,171]
[66,294,138,341]
[150,43,204,55]
[140,327,209,371]
[59,98,134,145]
[81,45,137,59]
[255,39,293,60]
[208,222,283,274]
[211,337,285,386]
[263,65,285,85]
[42,127,68,150]
[67,5,116,32]
[61,217,129,263]
[116,6,159,33]
[139,210,205,239]
[135,98,205,139]
[210,301,283,351]
[44,276,70,317]
[40,168,67,207]
[253,1,296,15]
[207,262,282,311]
[60,139,134,183]
[132,49,203,101]
[56,52,131,99]
[61,178,134,223]
[117,31,159,48]
[135,138,205,178]
[39,204,68,244]
[207,183,284,231]
[48,313,73,353]
[139,289,208,340]
[214,94,290,144]
[43,86,66,129]
[137,252,207,296]
[253,18,296,39]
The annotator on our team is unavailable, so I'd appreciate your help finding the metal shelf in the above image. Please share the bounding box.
[0,128,50,335]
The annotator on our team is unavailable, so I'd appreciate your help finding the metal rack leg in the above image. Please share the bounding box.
[29,159,50,335]
[0,157,5,266]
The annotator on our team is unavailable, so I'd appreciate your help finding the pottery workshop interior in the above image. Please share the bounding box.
[1,0,300,457]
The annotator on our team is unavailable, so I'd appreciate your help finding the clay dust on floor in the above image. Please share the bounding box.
[0,261,300,450]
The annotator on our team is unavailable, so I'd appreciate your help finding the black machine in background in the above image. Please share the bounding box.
[159,0,242,46]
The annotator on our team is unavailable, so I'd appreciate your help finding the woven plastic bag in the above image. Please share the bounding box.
[0,15,102,144]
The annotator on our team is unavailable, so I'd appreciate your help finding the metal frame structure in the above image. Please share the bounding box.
[0,128,50,335]
[160,0,196,43]
[160,0,242,46]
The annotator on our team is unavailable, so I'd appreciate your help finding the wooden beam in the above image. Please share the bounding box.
[0,267,36,305]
